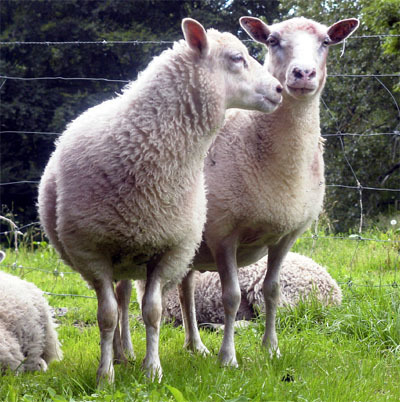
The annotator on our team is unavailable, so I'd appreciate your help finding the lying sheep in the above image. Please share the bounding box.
[161,252,342,325]
[174,16,359,366]
[38,18,282,384]
[0,252,62,373]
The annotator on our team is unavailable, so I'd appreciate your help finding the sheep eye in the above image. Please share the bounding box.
[230,54,248,68]
[322,37,330,46]
[230,54,244,63]
[267,35,279,47]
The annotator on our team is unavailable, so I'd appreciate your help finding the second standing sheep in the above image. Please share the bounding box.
[175,16,359,367]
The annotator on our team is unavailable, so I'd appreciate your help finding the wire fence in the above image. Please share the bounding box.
[0,34,399,301]
[0,212,399,299]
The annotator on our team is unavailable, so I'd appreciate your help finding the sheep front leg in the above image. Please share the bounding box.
[262,233,298,357]
[115,280,135,360]
[178,270,210,354]
[215,241,240,367]
[141,273,163,381]
[92,277,119,385]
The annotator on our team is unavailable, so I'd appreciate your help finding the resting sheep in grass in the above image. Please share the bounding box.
[38,18,282,384]
[161,252,342,325]
[0,252,62,373]
[172,16,359,366]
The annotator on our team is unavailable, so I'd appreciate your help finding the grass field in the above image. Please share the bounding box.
[0,228,399,401]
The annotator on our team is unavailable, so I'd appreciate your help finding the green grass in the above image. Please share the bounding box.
[0,229,399,401]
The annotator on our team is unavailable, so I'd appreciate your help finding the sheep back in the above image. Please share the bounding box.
[162,252,341,325]
[246,253,342,309]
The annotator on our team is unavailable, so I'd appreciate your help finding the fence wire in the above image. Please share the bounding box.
[0,35,399,302]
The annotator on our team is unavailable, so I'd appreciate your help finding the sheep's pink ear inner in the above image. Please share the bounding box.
[240,16,270,45]
[182,18,208,56]
[327,18,360,45]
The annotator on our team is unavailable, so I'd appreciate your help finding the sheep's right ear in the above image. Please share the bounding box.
[182,18,209,57]
[327,18,360,45]
[240,16,271,45]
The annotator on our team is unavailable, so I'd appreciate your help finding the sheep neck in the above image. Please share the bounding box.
[124,48,226,184]
[251,93,322,177]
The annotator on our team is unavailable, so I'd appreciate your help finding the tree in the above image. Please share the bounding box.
[0,0,283,228]
[1,0,398,232]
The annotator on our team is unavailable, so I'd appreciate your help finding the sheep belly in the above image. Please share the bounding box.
[111,255,148,280]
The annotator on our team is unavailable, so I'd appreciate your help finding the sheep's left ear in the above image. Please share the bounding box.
[327,18,360,45]
[182,18,209,57]
[240,16,271,45]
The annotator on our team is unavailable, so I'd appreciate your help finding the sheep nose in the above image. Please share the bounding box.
[293,67,316,80]
[276,84,283,93]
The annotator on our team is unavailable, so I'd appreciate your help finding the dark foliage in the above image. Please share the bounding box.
[0,0,398,232]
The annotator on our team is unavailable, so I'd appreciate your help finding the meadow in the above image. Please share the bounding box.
[0,227,399,402]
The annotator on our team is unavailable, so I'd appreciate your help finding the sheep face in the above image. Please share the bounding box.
[182,19,282,114]
[240,16,359,100]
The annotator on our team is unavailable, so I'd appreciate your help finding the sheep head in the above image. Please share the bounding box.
[182,18,282,113]
[240,16,359,100]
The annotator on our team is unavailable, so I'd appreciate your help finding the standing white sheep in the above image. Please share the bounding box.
[38,18,282,384]
[173,16,359,366]
[160,252,342,325]
[0,252,62,373]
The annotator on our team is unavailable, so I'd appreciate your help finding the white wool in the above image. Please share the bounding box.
[162,252,342,324]
[38,27,279,288]
[174,16,359,365]
[0,271,62,372]
[37,18,282,383]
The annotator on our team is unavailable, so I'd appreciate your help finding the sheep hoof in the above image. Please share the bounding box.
[113,355,128,365]
[269,347,281,359]
[142,359,163,382]
[264,342,281,359]
[184,340,210,355]
[262,334,281,358]
[195,344,210,356]
[124,349,136,362]
[96,366,115,387]
[218,352,238,368]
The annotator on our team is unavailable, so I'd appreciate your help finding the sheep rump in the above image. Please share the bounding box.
[0,271,62,373]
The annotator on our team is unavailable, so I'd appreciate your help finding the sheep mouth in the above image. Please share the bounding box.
[262,95,282,107]
[286,85,316,96]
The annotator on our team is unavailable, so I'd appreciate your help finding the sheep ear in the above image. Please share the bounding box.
[182,18,209,57]
[327,18,359,45]
[240,16,270,45]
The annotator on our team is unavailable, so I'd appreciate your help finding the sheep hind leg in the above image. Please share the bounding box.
[114,280,135,362]
[92,276,119,386]
[262,233,298,357]
[178,270,209,355]
[141,271,163,381]
[141,245,196,381]
[112,321,126,364]
[215,240,240,367]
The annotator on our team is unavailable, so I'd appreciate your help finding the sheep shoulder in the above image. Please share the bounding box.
[50,40,226,254]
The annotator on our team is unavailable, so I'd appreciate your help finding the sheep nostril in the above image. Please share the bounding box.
[276,85,283,94]
[293,68,304,79]
[293,67,316,80]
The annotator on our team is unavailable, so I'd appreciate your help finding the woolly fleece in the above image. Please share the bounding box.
[0,271,62,372]
[163,252,342,325]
